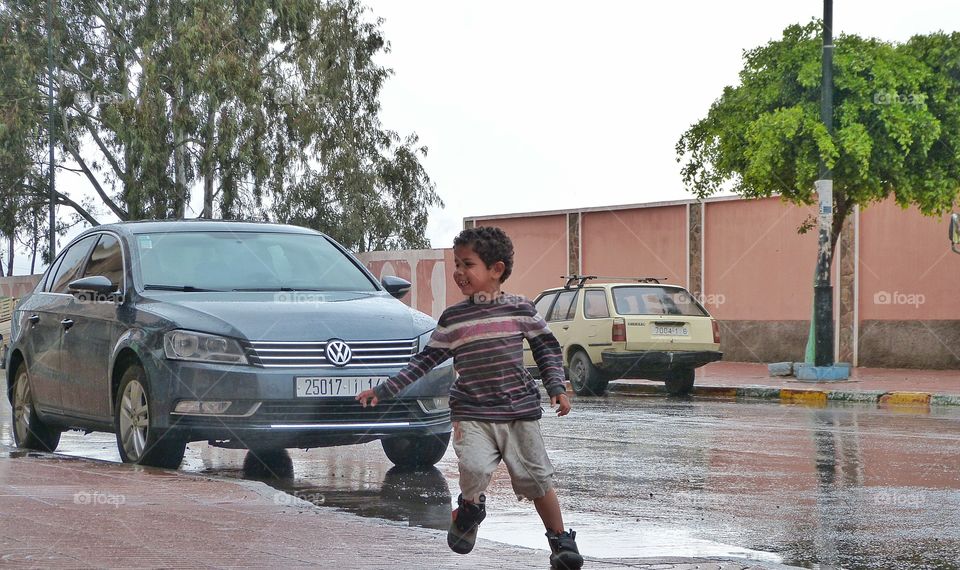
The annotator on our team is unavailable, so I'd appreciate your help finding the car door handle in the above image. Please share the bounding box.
[60,319,75,330]
[562,325,570,330]
[27,314,40,325]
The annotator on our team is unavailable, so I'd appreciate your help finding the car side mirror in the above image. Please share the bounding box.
[951,213,960,254]
[68,275,119,296]
[381,275,411,299]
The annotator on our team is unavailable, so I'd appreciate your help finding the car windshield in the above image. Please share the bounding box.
[135,231,377,292]
[612,286,708,317]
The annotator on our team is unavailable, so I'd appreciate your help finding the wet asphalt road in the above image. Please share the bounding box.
[3,395,960,569]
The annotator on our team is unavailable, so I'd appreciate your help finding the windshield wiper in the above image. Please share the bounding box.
[231,287,327,292]
[143,284,223,292]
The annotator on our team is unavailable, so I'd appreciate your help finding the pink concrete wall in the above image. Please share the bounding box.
[581,206,686,285]
[357,249,459,319]
[0,275,41,299]
[470,215,568,300]
[858,199,959,321]
[704,197,820,321]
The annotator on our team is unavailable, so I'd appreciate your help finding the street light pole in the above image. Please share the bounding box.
[814,0,834,366]
[47,0,56,263]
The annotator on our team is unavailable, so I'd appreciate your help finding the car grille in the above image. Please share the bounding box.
[246,339,418,368]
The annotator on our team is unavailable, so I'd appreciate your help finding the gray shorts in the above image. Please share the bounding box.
[452,419,554,502]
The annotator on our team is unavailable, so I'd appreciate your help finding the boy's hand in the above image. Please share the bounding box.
[356,389,379,407]
[551,392,571,416]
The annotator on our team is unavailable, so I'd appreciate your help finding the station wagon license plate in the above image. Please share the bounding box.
[295,376,388,397]
[652,324,689,336]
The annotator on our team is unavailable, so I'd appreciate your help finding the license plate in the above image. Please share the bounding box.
[295,376,388,398]
[652,324,689,336]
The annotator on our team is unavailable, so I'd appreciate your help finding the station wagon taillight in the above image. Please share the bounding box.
[712,319,721,344]
[612,317,626,342]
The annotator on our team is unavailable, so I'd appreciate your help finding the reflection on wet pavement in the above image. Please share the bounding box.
[233,447,452,530]
[3,395,960,567]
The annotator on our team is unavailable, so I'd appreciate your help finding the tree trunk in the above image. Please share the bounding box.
[30,215,38,274]
[202,99,216,218]
[7,235,13,276]
[171,4,188,219]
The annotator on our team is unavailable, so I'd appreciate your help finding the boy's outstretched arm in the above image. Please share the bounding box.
[356,341,451,407]
[521,304,571,416]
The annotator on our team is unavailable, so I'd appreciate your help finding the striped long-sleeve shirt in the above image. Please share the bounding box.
[374,294,566,421]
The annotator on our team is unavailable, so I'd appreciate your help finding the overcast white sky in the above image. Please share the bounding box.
[365,0,960,249]
[20,0,959,274]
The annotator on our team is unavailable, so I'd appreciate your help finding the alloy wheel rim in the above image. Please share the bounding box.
[13,371,31,444]
[119,380,149,460]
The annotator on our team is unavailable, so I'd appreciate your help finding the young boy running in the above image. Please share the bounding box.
[357,226,583,570]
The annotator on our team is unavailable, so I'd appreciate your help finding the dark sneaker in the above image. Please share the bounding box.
[546,529,583,569]
[447,493,486,554]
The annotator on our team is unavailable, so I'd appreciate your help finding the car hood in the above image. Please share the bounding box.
[136,291,436,341]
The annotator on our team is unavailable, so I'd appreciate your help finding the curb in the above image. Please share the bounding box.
[607,382,960,410]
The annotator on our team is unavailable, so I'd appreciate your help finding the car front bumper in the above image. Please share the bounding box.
[143,355,454,448]
[600,350,723,377]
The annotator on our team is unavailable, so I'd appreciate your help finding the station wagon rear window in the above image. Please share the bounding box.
[612,286,708,317]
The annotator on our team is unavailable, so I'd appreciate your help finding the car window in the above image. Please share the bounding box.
[584,290,610,318]
[534,292,557,319]
[136,231,378,292]
[612,286,708,316]
[49,235,99,293]
[547,290,578,322]
[82,234,124,290]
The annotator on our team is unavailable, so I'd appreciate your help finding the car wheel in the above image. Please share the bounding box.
[381,432,451,468]
[665,368,695,396]
[114,365,186,469]
[12,365,62,452]
[568,350,609,396]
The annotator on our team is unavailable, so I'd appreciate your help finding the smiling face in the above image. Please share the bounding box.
[453,244,505,299]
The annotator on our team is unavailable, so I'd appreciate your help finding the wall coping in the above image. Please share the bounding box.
[463,193,759,222]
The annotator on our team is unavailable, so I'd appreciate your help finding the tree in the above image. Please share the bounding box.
[676,22,960,255]
[0,0,441,265]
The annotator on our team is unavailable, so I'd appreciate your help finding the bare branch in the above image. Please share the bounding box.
[62,139,129,220]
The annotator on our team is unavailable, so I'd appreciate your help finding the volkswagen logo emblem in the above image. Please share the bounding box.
[325,339,353,367]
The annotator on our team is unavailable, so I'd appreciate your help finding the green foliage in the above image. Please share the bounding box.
[0,0,441,260]
[677,21,960,244]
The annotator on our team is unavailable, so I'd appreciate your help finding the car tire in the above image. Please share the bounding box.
[12,365,62,452]
[381,432,451,468]
[568,350,609,396]
[665,368,695,396]
[114,365,186,469]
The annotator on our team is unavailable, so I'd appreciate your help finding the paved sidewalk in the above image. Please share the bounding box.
[0,450,798,569]
[609,361,960,407]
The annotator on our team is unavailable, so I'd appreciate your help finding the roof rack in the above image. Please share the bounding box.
[561,275,667,289]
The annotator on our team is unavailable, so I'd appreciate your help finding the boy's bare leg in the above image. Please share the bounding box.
[533,488,564,533]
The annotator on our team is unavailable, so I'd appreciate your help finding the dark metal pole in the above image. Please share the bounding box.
[814,0,834,366]
[47,0,56,264]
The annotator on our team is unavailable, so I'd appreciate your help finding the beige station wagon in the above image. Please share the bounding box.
[524,276,722,396]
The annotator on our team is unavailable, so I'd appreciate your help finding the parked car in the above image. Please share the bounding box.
[523,276,722,396]
[6,220,454,469]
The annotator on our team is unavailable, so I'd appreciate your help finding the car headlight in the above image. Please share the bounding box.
[163,330,248,364]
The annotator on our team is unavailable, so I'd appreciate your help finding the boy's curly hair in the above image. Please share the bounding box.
[453,226,514,283]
